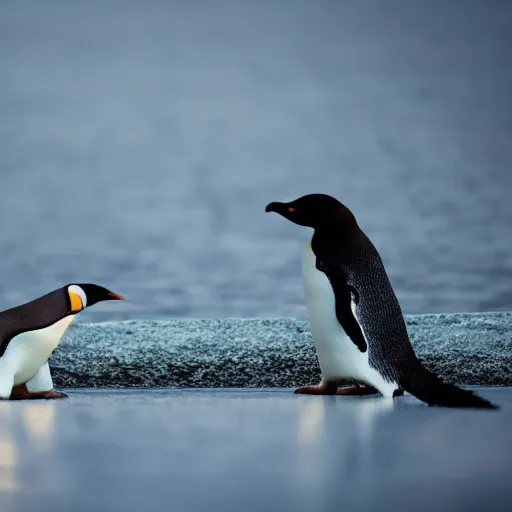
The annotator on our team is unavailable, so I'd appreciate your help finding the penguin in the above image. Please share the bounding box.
[266,194,497,409]
[0,284,125,400]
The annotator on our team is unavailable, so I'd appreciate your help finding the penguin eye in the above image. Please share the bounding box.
[288,207,295,213]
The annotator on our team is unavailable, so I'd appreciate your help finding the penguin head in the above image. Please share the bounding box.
[67,284,125,314]
[265,194,356,230]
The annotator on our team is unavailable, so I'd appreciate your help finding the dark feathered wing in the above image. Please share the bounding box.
[0,288,70,357]
[317,259,367,353]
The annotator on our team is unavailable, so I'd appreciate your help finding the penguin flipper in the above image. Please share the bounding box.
[317,260,367,353]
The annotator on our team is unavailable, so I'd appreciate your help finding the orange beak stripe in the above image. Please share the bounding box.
[288,207,295,212]
[107,292,126,301]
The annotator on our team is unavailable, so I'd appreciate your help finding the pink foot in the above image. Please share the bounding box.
[294,384,337,395]
[336,385,379,396]
[9,384,68,400]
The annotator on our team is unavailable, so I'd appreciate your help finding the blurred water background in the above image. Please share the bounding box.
[1,0,511,322]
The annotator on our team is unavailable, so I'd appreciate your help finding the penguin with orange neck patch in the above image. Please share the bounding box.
[0,284,125,400]
[266,193,496,409]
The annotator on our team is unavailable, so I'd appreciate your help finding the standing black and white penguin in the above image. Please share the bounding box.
[266,194,496,409]
[0,284,125,400]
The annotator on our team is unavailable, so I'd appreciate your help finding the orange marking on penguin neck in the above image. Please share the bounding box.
[69,292,83,312]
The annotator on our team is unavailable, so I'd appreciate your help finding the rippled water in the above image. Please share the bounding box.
[1,0,512,321]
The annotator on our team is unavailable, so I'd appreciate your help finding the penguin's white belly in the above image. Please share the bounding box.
[302,243,397,396]
[5,315,74,386]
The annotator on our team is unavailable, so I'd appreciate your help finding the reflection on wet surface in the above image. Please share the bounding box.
[23,403,56,452]
[0,388,511,511]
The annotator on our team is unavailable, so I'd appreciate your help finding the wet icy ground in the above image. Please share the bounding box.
[0,387,511,512]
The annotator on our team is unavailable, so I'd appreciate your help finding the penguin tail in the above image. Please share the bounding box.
[400,362,498,410]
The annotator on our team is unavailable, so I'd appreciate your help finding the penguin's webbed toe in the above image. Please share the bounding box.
[294,385,337,395]
[335,385,379,396]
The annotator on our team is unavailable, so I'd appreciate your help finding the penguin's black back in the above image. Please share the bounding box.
[0,287,71,357]
[312,229,497,409]
[313,231,416,378]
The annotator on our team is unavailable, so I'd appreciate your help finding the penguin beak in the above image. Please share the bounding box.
[106,292,125,301]
[265,201,287,213]
[266,201,298,218]
[266,200,312,228]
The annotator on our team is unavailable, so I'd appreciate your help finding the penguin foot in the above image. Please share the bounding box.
[336,385,379,396]
[9,384,68,400]
[41,389,68,400]
[294,385,337,395]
